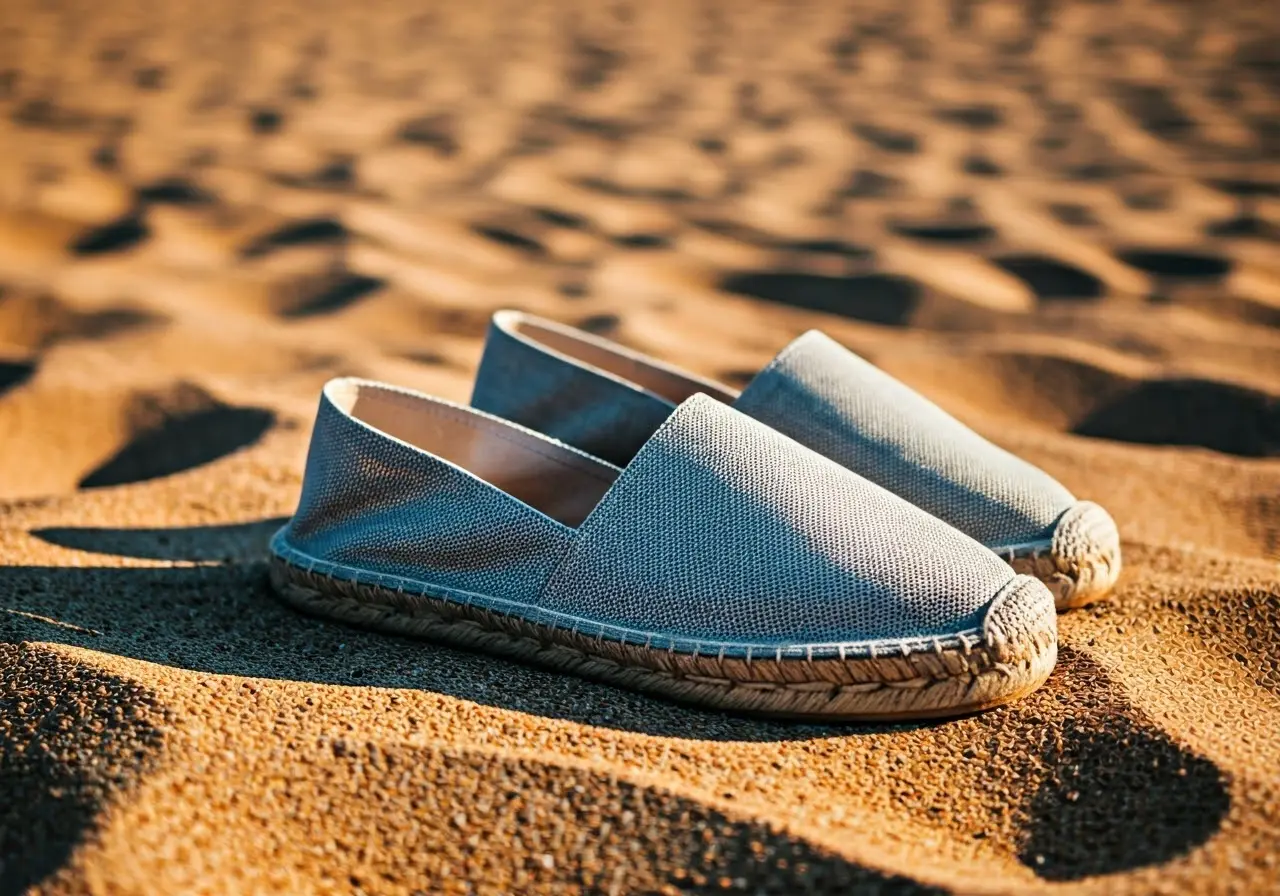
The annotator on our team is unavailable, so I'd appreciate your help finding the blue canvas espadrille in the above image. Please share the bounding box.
[269,377,1057,720]
[471,311,1121,609]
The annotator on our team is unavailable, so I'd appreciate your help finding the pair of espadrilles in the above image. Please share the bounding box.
[269,311,1120,720]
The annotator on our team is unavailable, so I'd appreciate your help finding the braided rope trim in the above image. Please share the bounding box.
[267,558,1057,721]
[996,501,1121,611]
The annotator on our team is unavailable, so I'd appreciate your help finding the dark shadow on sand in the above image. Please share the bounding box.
[1014,648,1231,880]
[78,406,276,489]
[281,273,385,319]
[71,214,148,256]
[0,646,167,896]
[10,521,880,743]
[1073,378,1280,457]
[0,359,35,397]
[240,217,347,259]
[721,271,920,326]
[993,254,1104,301]
[1115,249,1231,280]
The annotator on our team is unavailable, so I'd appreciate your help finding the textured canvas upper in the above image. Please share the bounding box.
[734,331,1077,548]
[471,314,678,468]
[471,313,1078,549]
[284,382,573,604]
[541,394,1011,644]
[279,379,1023,652]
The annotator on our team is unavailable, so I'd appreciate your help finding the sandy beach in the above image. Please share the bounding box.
[1,0,1279,891]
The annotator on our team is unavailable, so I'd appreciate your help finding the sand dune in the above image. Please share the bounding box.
[1,0,1279,892]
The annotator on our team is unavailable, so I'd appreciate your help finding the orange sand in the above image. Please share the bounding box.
[1,0,1279,892]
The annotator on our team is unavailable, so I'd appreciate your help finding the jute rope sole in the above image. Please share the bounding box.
[999,501,1122,611]
[268,557,1057,721]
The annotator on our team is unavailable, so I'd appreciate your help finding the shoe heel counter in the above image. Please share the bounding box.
[277,380,571,604]
[281,389,370,556]
[471,315,669,467]
[470,316,552,427]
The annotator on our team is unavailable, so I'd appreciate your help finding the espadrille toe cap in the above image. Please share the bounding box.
[1005,501,1122,610]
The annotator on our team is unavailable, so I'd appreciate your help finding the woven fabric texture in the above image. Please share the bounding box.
[542,394,1013,644]
[471,315,674,467]
[278,379,1026,650]
[470,312,1078,549]
[283,381,573,603]
[734,331,1077,548]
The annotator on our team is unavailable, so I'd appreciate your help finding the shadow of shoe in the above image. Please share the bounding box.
[9,520,872,743]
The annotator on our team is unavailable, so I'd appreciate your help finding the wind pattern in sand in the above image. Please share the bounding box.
[1,0,1278,892]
